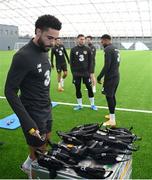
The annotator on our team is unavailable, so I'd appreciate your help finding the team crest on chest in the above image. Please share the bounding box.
[76,51,79,55]
[83,51,87,55]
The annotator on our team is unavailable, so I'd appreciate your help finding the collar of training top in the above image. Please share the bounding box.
[103,43,112,48]
[30,38,45,52]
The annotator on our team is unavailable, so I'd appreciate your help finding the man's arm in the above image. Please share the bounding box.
[94,47,96,58]
[70,48,74,73]
[87,48,92,74]
[4,53,38,132]
[63,46,70,64]
[97,49,111,82]
[90,47,96,73]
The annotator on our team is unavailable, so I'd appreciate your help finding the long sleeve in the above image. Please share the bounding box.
[70,48,74,74]
[63,47,70,63]
[97,49,112,81]
[89,45,96,73]
[87,48,92,74]
[4,53,38,132]
[94,48,96,58]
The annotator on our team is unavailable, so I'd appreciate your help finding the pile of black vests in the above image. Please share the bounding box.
[36,123,141,179]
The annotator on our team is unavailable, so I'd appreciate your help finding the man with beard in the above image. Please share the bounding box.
[86,36,97,93]
[70,34,97,111]
[97,34,120,127]
[4,15,62,178]
[51,38,69,92]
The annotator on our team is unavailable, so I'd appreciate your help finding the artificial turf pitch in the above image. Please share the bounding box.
[0,49,152,179]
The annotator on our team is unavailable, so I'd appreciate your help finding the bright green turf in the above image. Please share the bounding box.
[0,50,152,179]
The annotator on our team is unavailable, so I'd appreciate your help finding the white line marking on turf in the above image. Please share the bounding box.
[0,96,6,99]
[56,101,152,114]
[1,96,152,114]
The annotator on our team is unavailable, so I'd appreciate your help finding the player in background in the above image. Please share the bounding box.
[97,34,120,127]
[70,34,98,111]
[86,35,97,93]
[51,38,69,92]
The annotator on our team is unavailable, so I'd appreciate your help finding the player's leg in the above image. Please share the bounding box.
[90,73,97,93]
[60,64,68,88]
[21,106,52,178]
[21,131,51,176]
[104,78,119,123]
[56,64,64,91]
[73,76,83,110]
[84,77,97,110]
[114,95,116,109]
[104,95,116,125]
[61,71,67,87]
[21,140,47,178]
[57,71,64,91]
[105,91,116,121]
[22,133,50,178]
[103,82,119,126]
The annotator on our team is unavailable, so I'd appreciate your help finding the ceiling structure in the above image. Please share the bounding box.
[0,0,152,37]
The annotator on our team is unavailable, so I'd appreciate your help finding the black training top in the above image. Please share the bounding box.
[51,44,69,66]
[5,39,51,132]
[97,44,120,81]
[88,43,96,63]
[70,45,92,77]
[88,43,96,73]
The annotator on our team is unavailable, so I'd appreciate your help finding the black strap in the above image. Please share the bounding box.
[70,123,102,133]
[56,131,84,145]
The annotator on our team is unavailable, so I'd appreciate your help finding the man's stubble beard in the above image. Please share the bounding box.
[37,37,52,52]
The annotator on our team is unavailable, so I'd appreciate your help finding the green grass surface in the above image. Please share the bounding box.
[0,50,152,179]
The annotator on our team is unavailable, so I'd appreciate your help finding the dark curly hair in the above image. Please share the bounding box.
[101,34,111,40]
[35,14,62,33]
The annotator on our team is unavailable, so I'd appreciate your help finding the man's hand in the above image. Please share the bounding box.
[32,130,42,139]
[29,128,42,140]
